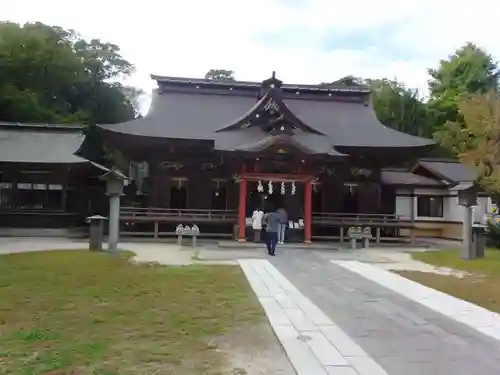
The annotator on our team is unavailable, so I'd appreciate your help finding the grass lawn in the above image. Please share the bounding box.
[0,250,263,375]
[398,248,500,313]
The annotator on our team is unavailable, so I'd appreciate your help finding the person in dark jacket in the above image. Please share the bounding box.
[263,207,280,256]
[276,207,288,244]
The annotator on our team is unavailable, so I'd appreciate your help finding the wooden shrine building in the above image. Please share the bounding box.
[81,72,448,243]
[0,123,110,231]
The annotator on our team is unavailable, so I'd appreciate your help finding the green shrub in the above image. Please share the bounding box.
[487,221,500,249]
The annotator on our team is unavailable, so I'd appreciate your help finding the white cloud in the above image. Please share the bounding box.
[3,0,500,111]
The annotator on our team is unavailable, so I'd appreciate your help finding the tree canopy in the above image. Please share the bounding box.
[427,43,500,128]
[368,78,432,137]
[204,69,235,81]
[435,91,500,194]
[0,22,141,124]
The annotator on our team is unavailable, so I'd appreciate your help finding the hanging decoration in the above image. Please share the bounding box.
[280,181,286,195]
[311,178,319,192]
[214,180,220,196]
[268,180,273,195]
[257,180,264,192]
[291,181,296,195]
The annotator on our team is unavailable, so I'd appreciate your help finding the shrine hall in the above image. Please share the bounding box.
[0,73,491,242]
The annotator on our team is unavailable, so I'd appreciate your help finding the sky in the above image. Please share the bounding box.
[3,0,500,112]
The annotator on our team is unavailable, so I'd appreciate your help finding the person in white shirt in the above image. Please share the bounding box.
[252,207,264,243]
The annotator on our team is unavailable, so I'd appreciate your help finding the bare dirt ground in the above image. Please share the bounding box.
[211,323,295,375]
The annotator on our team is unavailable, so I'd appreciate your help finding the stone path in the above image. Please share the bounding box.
[239,259,388,375]
[268,249,500,375]
[335,260,500,341]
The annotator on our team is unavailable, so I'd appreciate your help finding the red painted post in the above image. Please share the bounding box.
[304,179,312,244]
[238,177,247,242]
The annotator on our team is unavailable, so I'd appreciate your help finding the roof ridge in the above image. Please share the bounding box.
[0,121,84,131]
[418,157,461,163]
[151,74,371,93]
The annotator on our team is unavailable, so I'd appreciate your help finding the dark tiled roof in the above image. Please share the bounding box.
[100,85,435,152]
[101,89,254,140]
[381,169,444,186]
[0,124,85,164]
[414,160,476,183]
[283,99,434,148]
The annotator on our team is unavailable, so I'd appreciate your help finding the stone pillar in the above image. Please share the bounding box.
[108,194,120,250]
[238,178,247,242]
[104,176,124,252]
[304,180,312,244]
[461,205,473,259]
[458,188,477,260]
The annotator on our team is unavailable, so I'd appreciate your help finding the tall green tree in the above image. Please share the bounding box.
[368,78,432,137]
[204,69,235,81]
[427,42,500,130]
[0,21,139,124]
[435,91,500,194]
[324,76,432,137]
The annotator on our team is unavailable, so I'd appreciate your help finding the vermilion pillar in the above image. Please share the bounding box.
[238,177,247,242]
[304,179,312,244]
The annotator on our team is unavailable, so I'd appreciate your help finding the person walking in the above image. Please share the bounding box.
[251,207,264,243]
[276,207,288,244]
[262,206,280,256]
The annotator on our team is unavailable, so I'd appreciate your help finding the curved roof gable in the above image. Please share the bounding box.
[215,88,323,135]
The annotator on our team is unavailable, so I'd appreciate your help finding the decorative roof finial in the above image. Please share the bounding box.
[271,71,276,79]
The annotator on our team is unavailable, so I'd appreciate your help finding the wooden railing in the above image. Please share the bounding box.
[120,207,237,222]
[311,212,415,243]
[312,212,413,227]
[0,209,84,228]
[118,208,415,241]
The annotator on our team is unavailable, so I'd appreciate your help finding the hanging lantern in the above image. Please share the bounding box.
[291,181,296,195]
[280,181,286,195]
[257,180,264,192]
[268,180,273,195]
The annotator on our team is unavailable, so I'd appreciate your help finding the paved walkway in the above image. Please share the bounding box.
[240,259,388,375]
[335,260,500,341]
[266,249,500,375]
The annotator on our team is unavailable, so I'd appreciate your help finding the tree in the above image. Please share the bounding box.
[435,91,500,194]
[322,76,432,137]
[326,75,366,87]
[368,78,432,137]
[205,69,235,81]
[121,86,145,118]
[0,22,139,124]
[427,43,500,130]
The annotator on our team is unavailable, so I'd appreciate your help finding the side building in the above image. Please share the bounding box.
[0,123,109,234]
